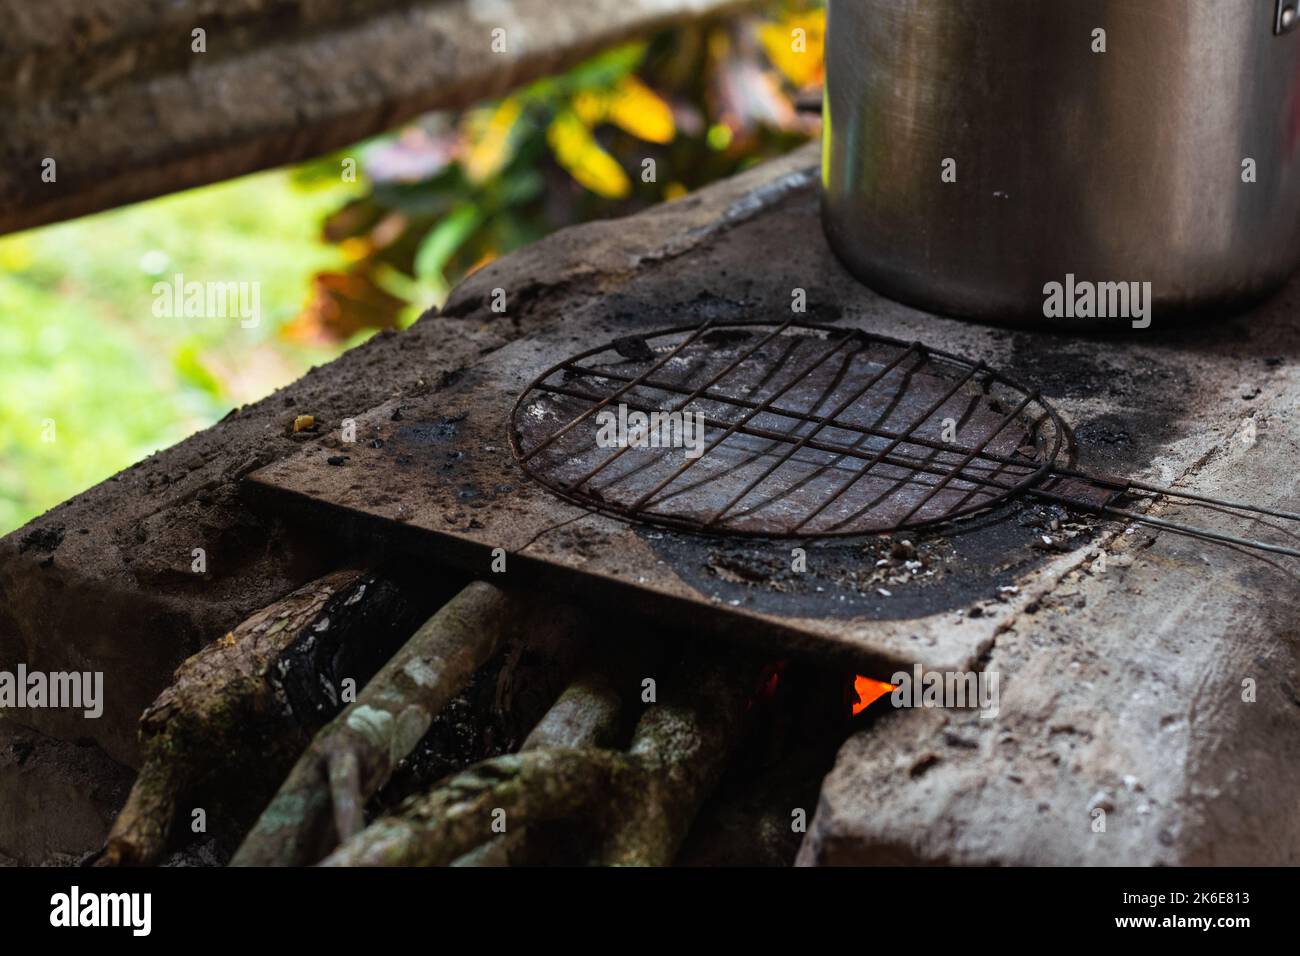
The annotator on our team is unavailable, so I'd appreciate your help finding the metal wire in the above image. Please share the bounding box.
[510,321,1060,537]
[559,319,797,492]
[510,320,1300,558]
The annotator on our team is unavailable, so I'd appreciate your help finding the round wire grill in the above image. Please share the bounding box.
[509,321,1064,538]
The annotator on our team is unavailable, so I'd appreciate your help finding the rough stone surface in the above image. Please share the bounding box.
[0,717,132,864]
[799,388,1300,865]
[0,0,756,234]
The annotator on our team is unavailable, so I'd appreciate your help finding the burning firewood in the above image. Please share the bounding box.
[100,569,434,866]
[320,648,762,867]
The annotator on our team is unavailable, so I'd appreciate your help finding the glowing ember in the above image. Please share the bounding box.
[852,675,895,715]
[752,662,786,708]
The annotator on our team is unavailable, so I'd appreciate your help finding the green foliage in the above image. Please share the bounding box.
[308,8,824,330]
[0,171,356,533]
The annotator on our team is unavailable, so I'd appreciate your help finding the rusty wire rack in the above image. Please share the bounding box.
[509,320,1300,558]
[509,320,1066,538]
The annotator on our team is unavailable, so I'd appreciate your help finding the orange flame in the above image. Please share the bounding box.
[852,675,895,715]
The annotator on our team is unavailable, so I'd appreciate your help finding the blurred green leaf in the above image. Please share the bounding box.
[555,42,647,92]
[414,204,484,284]
[171,342,224,399]
[493,168,545,208]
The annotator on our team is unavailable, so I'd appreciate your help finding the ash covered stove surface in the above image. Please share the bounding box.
[244,160,1300,735]
[247,311,1100,676]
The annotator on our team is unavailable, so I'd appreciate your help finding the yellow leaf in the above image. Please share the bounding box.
[572,90,609,127]
[338,236,371,262]
[463,97,523,184]
[546,113,631,199]
[607,76,675,144]
[760,11,825,88]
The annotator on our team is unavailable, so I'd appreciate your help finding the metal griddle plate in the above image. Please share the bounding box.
[247,317,1073,676]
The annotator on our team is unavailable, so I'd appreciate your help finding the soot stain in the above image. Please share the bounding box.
[1069,412,1171,474]
[597,289,843,332]
[1001,332,1188,404]
[1000,331,1193,473]
[638,502,1094,622]
[376,411,507,518]
[18,525,64,554]
[393,414,467,446]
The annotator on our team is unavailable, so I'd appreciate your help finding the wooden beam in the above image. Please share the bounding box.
[0,0,758,234]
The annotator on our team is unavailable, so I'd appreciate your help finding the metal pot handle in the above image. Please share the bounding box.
[1277,0,1299,34]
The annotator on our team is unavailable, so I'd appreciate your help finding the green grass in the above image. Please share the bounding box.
[0,168,360,535]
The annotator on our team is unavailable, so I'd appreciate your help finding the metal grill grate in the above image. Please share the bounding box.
[509,321,1063,537]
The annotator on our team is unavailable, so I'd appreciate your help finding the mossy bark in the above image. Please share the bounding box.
[232,581,583,866]
[322,647,761,867]
[100,568,423,866]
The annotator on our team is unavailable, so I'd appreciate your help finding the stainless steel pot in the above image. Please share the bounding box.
[822,0,1300,327]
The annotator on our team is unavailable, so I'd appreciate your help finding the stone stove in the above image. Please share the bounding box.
[4,145,1300,865]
